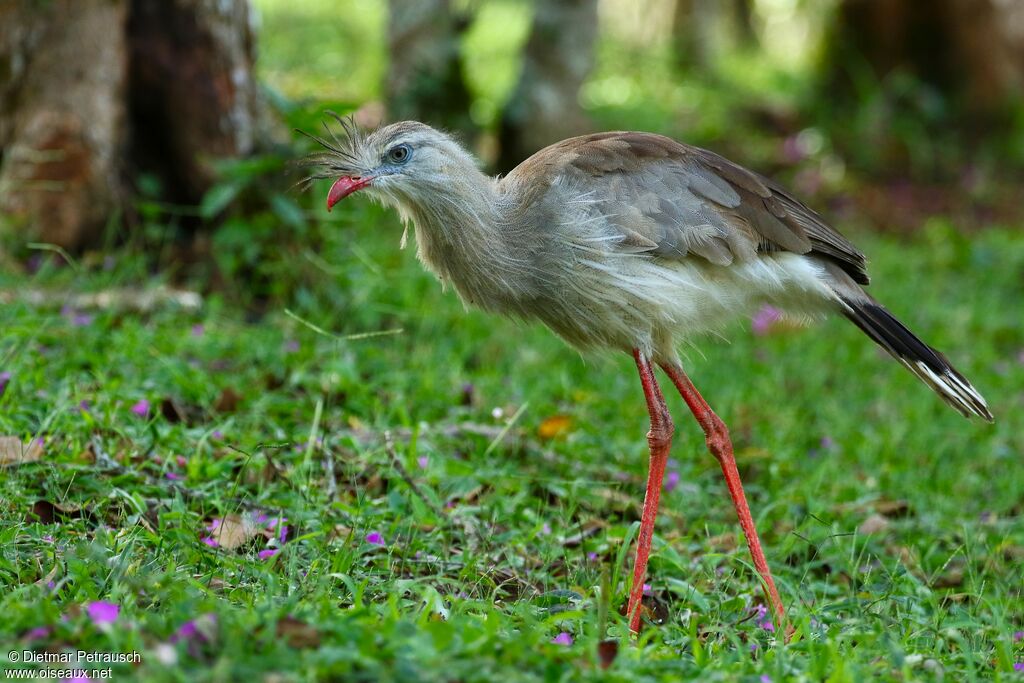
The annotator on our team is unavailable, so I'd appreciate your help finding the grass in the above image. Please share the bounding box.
[1,207,1023,680]
[3,1,1024,679]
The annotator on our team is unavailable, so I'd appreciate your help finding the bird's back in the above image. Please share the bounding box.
[503,131,867,283]
[497,132,857,355]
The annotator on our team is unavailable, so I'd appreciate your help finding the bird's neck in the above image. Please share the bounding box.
[400,169,534,312]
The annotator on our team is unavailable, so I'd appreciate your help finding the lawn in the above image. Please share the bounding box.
[2,0,1024,680]
[1,207,1023,680]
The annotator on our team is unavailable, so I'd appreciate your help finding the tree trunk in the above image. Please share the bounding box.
[0,0,270,250]
[497,0,598,172]
[0,0,128,249]
[671,0,716,69]
[385,0,475,137]
[127,0,266,205]
[823,0,1024,118]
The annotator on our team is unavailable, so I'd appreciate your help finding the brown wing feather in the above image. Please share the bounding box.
[512,132,869,284]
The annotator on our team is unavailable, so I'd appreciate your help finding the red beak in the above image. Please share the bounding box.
[326,175,373,211]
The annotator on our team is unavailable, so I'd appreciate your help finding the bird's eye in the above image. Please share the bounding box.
[386,144,412,164]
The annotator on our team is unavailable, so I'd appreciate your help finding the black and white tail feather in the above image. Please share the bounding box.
[837,296,993,421]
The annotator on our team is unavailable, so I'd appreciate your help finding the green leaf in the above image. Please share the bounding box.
[270,194,307,230]
[199,181,243,219]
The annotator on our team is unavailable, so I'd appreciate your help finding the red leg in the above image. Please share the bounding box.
[659,361,786,631]
[627,349,674,633]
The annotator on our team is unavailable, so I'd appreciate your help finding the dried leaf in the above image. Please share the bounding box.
[160,398,187,424]
[873,499,911,518]
[35,562,59,587]
[214,387,242,414]
[931,566,965,589]
[858,514,890,535]
[562,519,608,548]
[210,514,260,550]
[597,639,619,669]
[709,532,737,552]
[537,415,573,440]
[27,500,86,524]
[1002,545,1024,561]
[0,436,43,466]
[275,616,320,648]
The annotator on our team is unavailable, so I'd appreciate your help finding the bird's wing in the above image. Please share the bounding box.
[518,132,868,284]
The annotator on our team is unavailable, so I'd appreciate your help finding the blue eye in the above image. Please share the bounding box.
[386,144,412,164]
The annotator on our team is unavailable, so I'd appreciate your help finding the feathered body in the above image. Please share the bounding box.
[305,118,991,421]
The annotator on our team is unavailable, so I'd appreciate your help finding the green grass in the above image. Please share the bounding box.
[2,1,1024,679]
[1,210,1023,680]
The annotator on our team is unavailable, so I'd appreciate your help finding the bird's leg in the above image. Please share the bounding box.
[659,361,786,631]
[627,349,674,633]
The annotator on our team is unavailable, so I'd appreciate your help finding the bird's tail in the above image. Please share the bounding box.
[836,295,993,421]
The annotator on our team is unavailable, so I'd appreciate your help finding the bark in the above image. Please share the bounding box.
[127,0,265,204]
[497,0,599,172]
[0,0,128,249]
[671,0,757,70]
[0,0,271,249]
[385,0,475,136]
[671,0,717,69]
[823,0,1024,118]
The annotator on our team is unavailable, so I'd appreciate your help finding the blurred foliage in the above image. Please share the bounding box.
[8,0,1015,306]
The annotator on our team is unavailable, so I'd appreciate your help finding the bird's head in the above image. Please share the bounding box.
[301,115,476,213]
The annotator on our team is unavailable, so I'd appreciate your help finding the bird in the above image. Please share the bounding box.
[301,114,993,634]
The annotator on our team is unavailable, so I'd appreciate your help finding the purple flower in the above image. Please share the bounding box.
[78,400,91,413]
[751,305,783,336]
[285,340,300,353]
[365,532,384,546]
[761,676,772,683]
[191,324,205,338]
[643,583,652,595]
[753,604,776,631]
[551,632,573,646]
[24,626,51,640]
[587,552,599,561]
[417,456,429,469]
[665,471,680,492]
[268,518,288,540]
[208,519,222,532]
[0,371,11,397]
[170,614,216,644]
[165,472,183,481]
[278,525,288,544]
[172,620,198,643]
[62,305,93,327]
[258,549,278,560]
[86,601,119,625]
[1014,630,1024,642]
[201,536,218,547]
[820,436,835,449]
[130,399,150,417]
[1015,663,1023,672]
[540,523,551,536]
[212,430,224,440]
[253,511,269,525]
